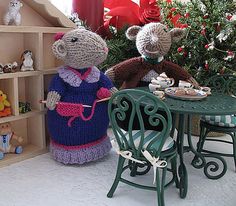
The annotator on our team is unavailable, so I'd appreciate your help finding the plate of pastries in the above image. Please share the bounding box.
[164,87,207,100]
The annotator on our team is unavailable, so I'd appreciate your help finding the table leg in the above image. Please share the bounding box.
[170,113,177,138]
[187,115,227,179]
[176,114,188,198]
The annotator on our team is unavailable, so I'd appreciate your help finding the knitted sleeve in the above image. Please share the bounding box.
[99,72,114,89]
[160,61,192,84]
[48,74,66,96]
[112,57,141,82]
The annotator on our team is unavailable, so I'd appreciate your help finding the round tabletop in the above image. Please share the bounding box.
[137,87,236,116]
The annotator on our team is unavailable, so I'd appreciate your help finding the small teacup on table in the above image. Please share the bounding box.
[149,75,175,99]
[178,80,193,88]
[201,86,211,95]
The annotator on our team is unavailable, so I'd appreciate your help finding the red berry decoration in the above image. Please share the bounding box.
[205,44,209,49]
[170,8,177,12]
[184,13,190,18]
[203,14,209,19]
[177,47,183,52]
[201,28,206,35]
[226,15,232,20]
[227,51,234,56]
[205,61,209,70]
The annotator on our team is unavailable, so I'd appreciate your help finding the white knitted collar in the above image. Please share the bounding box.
[58,66,100,87]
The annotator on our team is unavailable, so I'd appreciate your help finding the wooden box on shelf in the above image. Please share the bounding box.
[0,0,76,167]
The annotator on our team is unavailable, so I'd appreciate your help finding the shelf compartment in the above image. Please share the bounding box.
[0,115,46,167]
[0,78,18,116]
[0,144,47,168]
[18,76,43,113]
[0,32,40,71]
[0,110,43,124]
[0,71,41,80]
[42,33,63,70]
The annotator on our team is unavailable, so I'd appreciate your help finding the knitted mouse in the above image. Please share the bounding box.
[46,27,116,164]
[105,22,199,89]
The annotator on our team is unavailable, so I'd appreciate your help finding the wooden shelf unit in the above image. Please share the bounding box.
[0,0,75,167]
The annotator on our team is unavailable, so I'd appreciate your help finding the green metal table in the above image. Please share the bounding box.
[136,87,236,198]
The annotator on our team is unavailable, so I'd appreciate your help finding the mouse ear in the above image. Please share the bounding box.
[52,40,67,60]
[170,28,186,42]
[126,25,142,41]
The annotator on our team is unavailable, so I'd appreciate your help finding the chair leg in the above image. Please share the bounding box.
[156,167,167,206]
[130,162,138,177]
[171,155,179,188]
[107,156,126,198]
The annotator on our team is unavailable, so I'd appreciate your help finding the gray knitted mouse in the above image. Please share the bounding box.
[46,27,116,164]
[105,22,199,89]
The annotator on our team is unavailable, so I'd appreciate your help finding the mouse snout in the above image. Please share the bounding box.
[151,36,159,45]
[103,47,109,53]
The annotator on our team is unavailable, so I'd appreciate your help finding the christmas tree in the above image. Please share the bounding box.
[99,27,139,71]
[159,0,236,84]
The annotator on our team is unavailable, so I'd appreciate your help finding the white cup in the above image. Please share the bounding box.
[149,83,161,92]
[178,80,193,88]
[153,90,165,99]
[155,76,174,88]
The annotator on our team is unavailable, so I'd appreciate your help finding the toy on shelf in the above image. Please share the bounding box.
[0,64,3,74]
[20,50,34,71]
[0,90,12,117]
[19,102,31,113]
[2,62,18,73]
[0,122,23,160]
[105,22,199,89]
[3,0,23,26]
[46,27,116,164]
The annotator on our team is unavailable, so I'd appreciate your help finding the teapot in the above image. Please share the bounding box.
[150,73,174,90]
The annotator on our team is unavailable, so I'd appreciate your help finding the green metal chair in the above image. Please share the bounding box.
[193,74,236,178]
[107,89,180,206]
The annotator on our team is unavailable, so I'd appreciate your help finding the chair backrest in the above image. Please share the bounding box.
[108,89,172,158]
[206,74,236,96]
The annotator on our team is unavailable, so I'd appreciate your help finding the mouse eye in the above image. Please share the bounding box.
[71,37,78,42]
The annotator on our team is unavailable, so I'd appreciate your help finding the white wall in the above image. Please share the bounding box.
[50,0,72,16]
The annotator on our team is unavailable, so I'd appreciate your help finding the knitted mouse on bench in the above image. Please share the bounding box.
[46,27,116,164]
[105,22,199,89]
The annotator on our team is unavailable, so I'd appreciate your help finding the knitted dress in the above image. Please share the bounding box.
[47,66,113,164]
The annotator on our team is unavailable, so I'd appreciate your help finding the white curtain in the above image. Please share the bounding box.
[50,0,72,16]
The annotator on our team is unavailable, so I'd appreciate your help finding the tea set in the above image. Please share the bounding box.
[148,73,211,99]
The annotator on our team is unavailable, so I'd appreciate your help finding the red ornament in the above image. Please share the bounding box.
[184,13,190,18]
[205,62,209,70]
[170,8,177,12]
[177,47,183,53]
[227,51,234,56]
[204,44,209,49]
[226,15,232,20]
[203,14,209,19]
[201,28,206,35]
